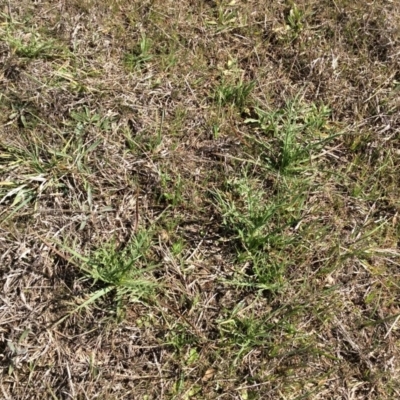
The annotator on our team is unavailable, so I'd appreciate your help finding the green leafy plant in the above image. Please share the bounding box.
[215,79,255,109]
[212,100,334,292]
[217,311,275,363]
[245,100,333,174]
[213,173,301,292]
[159,171,183,206]
[124,33,153,70]
[286,3,304,36]
[52,230,157,324]
[3,17,67,60]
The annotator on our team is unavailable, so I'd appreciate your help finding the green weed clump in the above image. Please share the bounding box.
[53,230,157,324]
[213,100,334,292]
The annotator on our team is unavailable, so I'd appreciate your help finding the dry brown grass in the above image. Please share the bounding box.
[1,0,400,398]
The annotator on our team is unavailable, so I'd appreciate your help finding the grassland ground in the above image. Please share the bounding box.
[1,0,400,398]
